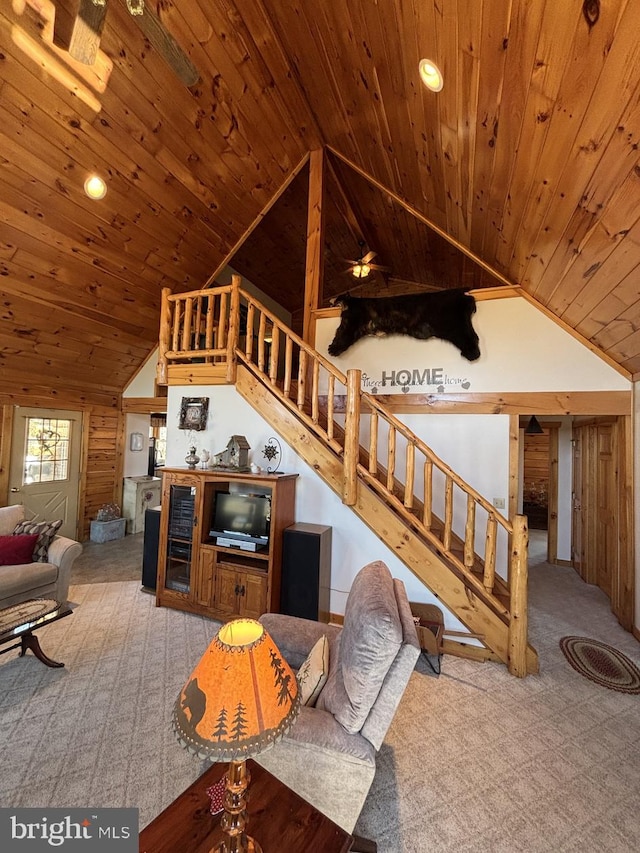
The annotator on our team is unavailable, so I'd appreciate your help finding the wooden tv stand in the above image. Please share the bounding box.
[156,468,297,621]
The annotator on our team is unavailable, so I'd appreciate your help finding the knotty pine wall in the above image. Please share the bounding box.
[0,388,124,542]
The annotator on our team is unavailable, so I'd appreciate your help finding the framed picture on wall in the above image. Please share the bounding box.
[179,397,209,431]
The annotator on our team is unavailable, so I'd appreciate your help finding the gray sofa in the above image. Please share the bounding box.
[0,505,82,609]
[257,560,420,834]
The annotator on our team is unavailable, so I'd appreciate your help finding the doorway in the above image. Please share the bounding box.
[8,407,82,539]
[571,417,633,628]
[521,421,560,565]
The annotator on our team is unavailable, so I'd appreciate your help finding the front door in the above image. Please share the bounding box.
[9,408,82,539]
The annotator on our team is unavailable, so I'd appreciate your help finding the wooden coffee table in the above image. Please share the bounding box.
[140,759,355,853]
[0,598,73,668]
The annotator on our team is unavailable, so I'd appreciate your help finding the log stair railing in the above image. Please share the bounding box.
[157,278,538,676]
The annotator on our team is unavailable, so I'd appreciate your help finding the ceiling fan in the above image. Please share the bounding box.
[343,241,390,279]
[69,0,199,87]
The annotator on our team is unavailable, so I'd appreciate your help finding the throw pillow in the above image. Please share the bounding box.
[0,533,40,566]
[316,560,402,733]
[296,635,329,707]
[12,519,63,562]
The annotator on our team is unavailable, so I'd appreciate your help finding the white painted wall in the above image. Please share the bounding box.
[123,349,158,398]
[315,296,631,394]
[123,413,151,477]
[316,295,631,572]
[165,384,473,632]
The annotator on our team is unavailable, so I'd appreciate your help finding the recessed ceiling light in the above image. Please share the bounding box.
[84,175,107,200]
[419,59,443,92]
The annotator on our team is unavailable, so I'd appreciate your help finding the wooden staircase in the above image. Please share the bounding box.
[157,278,539,676]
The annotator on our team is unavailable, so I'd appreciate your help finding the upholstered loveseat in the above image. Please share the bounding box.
[0,505,82,609]
[257,560,420,834]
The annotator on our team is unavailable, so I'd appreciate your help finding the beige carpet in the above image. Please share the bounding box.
[1,535,640,851]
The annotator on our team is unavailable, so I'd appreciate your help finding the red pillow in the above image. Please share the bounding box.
[0,533,40,566]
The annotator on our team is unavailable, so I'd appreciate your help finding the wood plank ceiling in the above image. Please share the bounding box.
[1,0,640,402]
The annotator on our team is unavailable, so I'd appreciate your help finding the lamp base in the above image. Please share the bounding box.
[211,760,263,853]
[212,836,263,853]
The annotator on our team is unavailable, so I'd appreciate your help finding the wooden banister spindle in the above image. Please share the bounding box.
[484,515,497,591]
[171,299,181,353]
[343,369,361,506]
[194,297,203,350]
[327,373,335,441]
[218,291,228,350]
[386,427,396,491]
[226,276,240,382]
[269,326,280,384]
[297,350,307,410]
[283,336,293,397]
[205,295,214,350]
[404,442,415,508]
[244,302,255,361]
[423,459,433,529]
[443,476,453,550]
[181,297,193,352]
[257,313,267,373]
[464,494,476,567]
[311,359,320,423]
[369,411,378,474]
[156,287,171,384]
[508,514,529,677]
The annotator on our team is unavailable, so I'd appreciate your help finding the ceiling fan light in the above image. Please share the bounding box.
[352,262,371,279]
[84,175,107,200]
[419,58,443,92]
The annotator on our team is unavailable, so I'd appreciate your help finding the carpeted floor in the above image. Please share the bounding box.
[1,532,640,851]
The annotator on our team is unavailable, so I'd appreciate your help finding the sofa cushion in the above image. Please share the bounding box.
[297,635,329,707]
[0,505,25,536]
[0,561,58,601]
[13,519,63,562]
[316,561,402,734]
[0,534,40,566]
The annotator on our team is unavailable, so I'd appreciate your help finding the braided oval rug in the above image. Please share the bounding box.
[559,636,640,694]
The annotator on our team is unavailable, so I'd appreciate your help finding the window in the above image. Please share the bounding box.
[23,417,71,484]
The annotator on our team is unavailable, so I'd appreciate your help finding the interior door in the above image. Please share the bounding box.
[571,427,583,579]
[595,424,616,599]
[9,408,82,539]
[571,420,619,602]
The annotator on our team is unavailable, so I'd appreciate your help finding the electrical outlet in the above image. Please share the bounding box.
[493,498,505,509]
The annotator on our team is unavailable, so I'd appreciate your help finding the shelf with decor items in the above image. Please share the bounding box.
[156,468,297,620]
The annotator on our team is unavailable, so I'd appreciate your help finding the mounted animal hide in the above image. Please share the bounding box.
[328,288,481,361]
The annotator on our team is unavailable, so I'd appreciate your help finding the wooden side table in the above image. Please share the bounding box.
[140,759,354,853]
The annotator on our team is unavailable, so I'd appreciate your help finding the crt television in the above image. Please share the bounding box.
[210,492,271,543]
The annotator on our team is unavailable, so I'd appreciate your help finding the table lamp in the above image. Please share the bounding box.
[173,618,300,853]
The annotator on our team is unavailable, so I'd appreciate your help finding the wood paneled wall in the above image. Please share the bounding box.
[0,390,124,542]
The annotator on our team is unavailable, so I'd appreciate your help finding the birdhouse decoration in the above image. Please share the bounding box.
[211,435,251,471]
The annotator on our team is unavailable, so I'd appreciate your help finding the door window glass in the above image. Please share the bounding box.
[23,417,71,484]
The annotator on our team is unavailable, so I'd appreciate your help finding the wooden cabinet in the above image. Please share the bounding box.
[215,566,267,619]
[156,468,297,621]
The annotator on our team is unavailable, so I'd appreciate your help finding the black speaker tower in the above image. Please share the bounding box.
[280,523,332,622]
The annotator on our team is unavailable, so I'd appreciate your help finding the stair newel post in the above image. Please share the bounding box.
[343,368,361,506]
[508,513,529,677]
[226,275,241,383]
[156,287,171,385]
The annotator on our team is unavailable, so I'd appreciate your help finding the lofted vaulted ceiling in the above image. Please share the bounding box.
[1,0,639,403]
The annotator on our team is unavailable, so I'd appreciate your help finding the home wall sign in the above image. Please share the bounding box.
[179,397,209,431]
[362,366,472,394]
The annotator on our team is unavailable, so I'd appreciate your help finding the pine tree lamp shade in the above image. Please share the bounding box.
[173,619,300,853]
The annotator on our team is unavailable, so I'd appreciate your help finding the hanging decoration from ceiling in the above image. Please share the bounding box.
[69,0,199,86]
